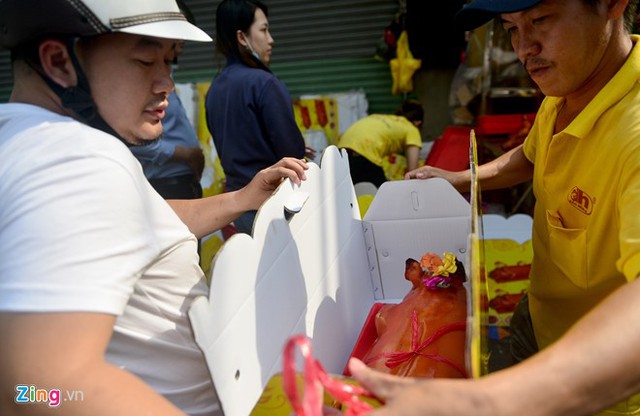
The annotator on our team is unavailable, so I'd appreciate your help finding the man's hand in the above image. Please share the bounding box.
[405,165,448,180]
[347,358,495,416]
[236,157,309,211]
[404,165,470,193]
[166,158,308,238]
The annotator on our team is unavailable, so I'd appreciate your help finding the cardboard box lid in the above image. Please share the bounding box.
[189,146,471,416]
[363,179,470,300]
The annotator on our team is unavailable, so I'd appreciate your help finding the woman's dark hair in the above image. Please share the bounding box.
[395,99,424,124]
[215,0,268,67]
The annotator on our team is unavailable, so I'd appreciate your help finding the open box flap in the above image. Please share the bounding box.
[189,147,375,416]
[363,178,471,300]
[364,178,470,221]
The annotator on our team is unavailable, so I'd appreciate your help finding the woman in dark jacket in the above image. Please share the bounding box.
[206,0,306,234]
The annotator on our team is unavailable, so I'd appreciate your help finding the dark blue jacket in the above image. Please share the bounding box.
[205,58,305,191]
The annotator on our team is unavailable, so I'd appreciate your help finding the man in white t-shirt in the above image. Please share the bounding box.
[0,1,307,415]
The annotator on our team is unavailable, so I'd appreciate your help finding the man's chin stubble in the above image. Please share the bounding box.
[129,134,162,147]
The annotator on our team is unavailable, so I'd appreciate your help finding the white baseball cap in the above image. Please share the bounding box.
[0,0,212,49]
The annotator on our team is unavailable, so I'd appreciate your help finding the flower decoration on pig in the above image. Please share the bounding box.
[420,252,459,290]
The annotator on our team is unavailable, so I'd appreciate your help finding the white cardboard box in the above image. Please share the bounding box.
[189,146,472,416]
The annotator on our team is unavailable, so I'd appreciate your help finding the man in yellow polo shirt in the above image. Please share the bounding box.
[338,99,423,187]
[345,0,640,415]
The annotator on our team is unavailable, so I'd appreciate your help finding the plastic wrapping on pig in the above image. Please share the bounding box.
[362,256,468,378]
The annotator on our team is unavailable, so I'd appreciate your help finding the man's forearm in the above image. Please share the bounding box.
[0,313,186,416]
[476,145,533,191]
[484,278,640,416]
[167,191,244,239]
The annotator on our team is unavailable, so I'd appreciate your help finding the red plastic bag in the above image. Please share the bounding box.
[282,335,377,416]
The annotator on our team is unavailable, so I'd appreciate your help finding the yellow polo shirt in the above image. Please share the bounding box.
[523,35,640,415]
[337,114,422,167]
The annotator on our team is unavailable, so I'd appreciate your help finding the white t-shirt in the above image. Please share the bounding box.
[0,103,219,415]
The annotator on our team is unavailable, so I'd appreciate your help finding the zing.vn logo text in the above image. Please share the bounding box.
[568,186,594,215]
[15,385,84,408]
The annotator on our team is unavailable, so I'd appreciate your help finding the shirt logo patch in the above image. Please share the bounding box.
[568,186,594,215]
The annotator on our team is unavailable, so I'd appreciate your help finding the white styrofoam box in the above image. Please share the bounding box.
[302,129,328,165]
[189,146,471,416]
[300,89,368,135]
[482,213,532,243]
[331,89,368,135]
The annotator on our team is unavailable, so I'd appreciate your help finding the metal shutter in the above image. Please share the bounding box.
[179,0,403,113]
[0,53,10,101]
[1,0,403,112]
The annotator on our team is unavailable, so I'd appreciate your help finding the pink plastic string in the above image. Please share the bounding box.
[364,310,468,378]
[283,335,376,416]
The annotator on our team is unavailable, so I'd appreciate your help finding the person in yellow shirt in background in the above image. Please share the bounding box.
[338,99,423,188]
[346,0,640,415]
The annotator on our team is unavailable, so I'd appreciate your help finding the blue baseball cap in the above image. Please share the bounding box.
[456,0,544,30]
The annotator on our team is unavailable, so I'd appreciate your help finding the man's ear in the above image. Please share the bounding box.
[608,0,629,20]
[38,39,77,88]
